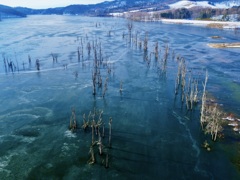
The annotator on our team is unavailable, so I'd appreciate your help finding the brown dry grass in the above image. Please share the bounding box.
[207,43,240,48]
[207,23,227,29]
[211,36,222,39]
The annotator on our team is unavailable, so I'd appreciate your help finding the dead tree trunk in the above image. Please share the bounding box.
[200,71,208,128]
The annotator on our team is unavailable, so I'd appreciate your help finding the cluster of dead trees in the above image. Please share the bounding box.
[1,22,119,100]
[174,56,199,110]
[2,53,41,73]
[174,58,224,141]
[124,22,171,77]
[200,71,224,141]
[75,35,115,97]
[90,39,114,97]
[174,61,224,141]
[124,21,225,142]
[2,54,19,73]
[68,108,112,168]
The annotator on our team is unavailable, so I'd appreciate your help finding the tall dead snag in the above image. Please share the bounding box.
[127,21,133,43]
[134,32,138,48]
[108,30,112,37]
[193,79,199,103]
[36,59,40,71]
[97,129,103,155]
[161,44,169,74]
[139,41,142,50]
[7,60,14,73]
[155,42,159,61]
[119,80,123,94]
[191,79,199,109]
[87,42,91,57]
[77,47,81,62]
[98,71,102,88]
[174,57,186,99]
[189,80,194,110]
[92,48,99,96]
[102,77,108,98]
[172,50,175,61]
[28,55,31,66]
[181,58,186,102]
[105,153,109,168]
[82,113,89,130]
[200,71,208,128]
[143,32,148,53]
[186,76,199,110]
[99,42,103,63]
[80,38,84,60]
[175,57,182,93]
[92,71,97,96]
[69,108,77,132]
[91,119,96,145]
[88,146,95,165]
[122,32,126,40]
[2,54,8,73]
[108,117,112,148]
[143,32,148,61]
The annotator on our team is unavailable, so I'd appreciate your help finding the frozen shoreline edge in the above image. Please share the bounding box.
[159,19,240,29]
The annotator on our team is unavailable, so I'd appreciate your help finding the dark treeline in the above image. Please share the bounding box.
[155,6,240,20]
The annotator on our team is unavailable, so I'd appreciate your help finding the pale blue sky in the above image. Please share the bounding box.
[0,0,113,9]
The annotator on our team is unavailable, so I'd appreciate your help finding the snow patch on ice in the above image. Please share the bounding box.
[64,130,77,138]
[20,136,36,143]
[0,152,17,174]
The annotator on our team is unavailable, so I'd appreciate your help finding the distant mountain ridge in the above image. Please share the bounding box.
[0,0,239,20]
[0,4,26,19]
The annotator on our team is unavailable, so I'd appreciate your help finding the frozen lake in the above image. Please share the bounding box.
[0,15,240,179]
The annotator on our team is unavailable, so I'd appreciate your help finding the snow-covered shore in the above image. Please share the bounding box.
[110,12,240,29]
[160,19,240,29]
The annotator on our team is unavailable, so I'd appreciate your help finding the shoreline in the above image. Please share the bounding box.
[110,11,240,29]
[159,19,240,29]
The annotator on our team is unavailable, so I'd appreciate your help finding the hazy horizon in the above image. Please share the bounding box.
[0,0,113,9]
